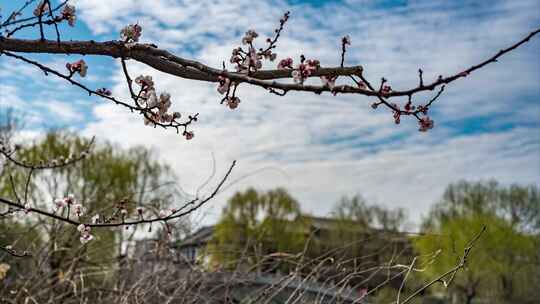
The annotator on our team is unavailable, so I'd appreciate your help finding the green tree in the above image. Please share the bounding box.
[415,180,540,303]
[423,180,539,233]
[209,188,308,270]
[0,131,176,293]
[332,195,406,231]
[319,195,410,286]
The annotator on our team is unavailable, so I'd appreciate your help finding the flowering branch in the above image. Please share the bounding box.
[0,136,94,170]
[1,24,537,131]
[0,160,236,242]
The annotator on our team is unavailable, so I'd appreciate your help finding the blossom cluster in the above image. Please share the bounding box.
[60,4,76,27]
[136,76,177,123]
[228,11,290,74]
[32,2,77,27]
[53,194,85,217]
[66,59,88,77]
[381,84,392,96]
[320,75,338,90]
[277,58,293,70]
[133,75,194,139]
[381,101,434,132]
[77,224,93,244]
[277,56,320,84]
[293,58,320,84]
[216,76,241,110]
[418,116,434,132]
[225,97,241,109]
[229,32,264,73]
[217,76,231,95]
[120,24,142,44]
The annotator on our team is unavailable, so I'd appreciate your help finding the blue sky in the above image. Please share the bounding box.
[1,0,539,228]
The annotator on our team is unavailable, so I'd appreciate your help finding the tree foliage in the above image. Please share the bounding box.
[0,131,176,293]
[209,188,308,270]
[332,194,407,231]
[415,180,540,303]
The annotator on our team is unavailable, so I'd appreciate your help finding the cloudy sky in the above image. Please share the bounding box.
[1,0,539,228]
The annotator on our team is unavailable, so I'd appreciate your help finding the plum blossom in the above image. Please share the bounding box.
[81,231,93,243]
[96,88,111,96]
[65,194,76,205]
[33,1,49,17]
[242,30,258,45]
[417,105,428,115]
[381,85,392,96]
[159,209,170,218]
[91,214,100,224]
[120,24,142,44]
[391,103,400,124]
[24,203,31,214]
[158,93,172,113]
[134,76,179,125]
[78,225,93,244]
[226,97,241,110]
[53,194,78,211]
[235,47,262,72]
[146,90,159,108]
[72,203,85,217]
[262,50,277,62]
[61,4,76,27]
[404,101,415,112]
[249,47,262,70]
[418,116,434,132]
[135,75,154,91]
[183,131,194,140]
[230,48,240,61]
[66,60,88,77]
[217,76,231,94]
[292,58,320,84]
[53,198,67,211]
[277,58,293,70]
[77,224,86,233]
[320,75,338,89]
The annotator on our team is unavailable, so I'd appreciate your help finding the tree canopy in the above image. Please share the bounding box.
[209,188,308,270]
[414,181,540,303]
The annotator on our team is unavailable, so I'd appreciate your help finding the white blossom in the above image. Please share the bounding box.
[120,24,142,43]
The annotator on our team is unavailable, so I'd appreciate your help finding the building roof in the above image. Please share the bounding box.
[175,226,214,248]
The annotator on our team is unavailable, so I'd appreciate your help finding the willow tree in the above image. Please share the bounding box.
[0,131,176,298]
[415,181,540,303]
[209,188,308,271]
